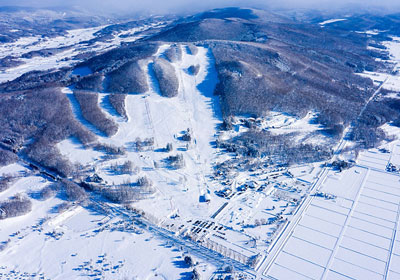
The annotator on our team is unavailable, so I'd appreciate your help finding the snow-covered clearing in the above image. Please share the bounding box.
[57,137,103,166]
[0,204,215,279]
[0,26,103,60]
[319,18,347,26]
[359,36,400,93]
[220,111,330,146]
[356,30,381,35]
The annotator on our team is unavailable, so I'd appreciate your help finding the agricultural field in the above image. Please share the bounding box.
[262,147,400,280]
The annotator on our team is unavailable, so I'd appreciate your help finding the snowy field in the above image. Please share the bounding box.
[0,204,215,279]
[359,36,400,92]
[0,166,215,279]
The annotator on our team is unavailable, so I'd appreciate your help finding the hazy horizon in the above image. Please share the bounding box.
[1,0,400,16]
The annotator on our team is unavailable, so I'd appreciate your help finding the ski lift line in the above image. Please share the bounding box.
[175,52,208,197]
[143,97,158,147]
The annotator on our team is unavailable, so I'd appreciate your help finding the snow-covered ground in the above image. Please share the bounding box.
[356,30,381,35]
[219,111,331,148]
[319,18,347,26]
[359,36,400,92]
[0,205,215,279]
[0,21,169,83]
[0,43,223,279]
[0,166,215,280]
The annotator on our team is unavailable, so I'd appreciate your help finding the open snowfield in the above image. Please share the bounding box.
[0,165,215,280]
[0,204,215,279]
[359,36,400,92]
[319,18,347,26]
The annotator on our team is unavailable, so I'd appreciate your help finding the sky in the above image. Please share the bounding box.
[1,0,399,15]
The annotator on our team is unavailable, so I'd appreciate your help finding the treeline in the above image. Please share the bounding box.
[0,148,17,167]
[26,140,74,177]
[0,56,24,69]
[0,175,15,193]
[82,176,155,204]
[0,194,32,220]
[187,44,198,55]
[108,94,127,119]
[109,160,139,175]
[217,130,332,165]
[59,179,88,201]
[350,96,400,148]
[0,68,71,92]
[101,184,155,203]
[211,41,376,132]
[74,90,118,137]
[93,143,126,155]
[188,65,200,75]
[75,73,104,92]
[164,44,182,62]
[153,58,179,98]
[130,137,154,152]
[106,61,148,94]
[21,46,72,59]
[151,14,261,42]
[77,41,159,73]
[0,88,95,177]
[165,154,185,169]
[35,180,88,202]
[37,184,57,201]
